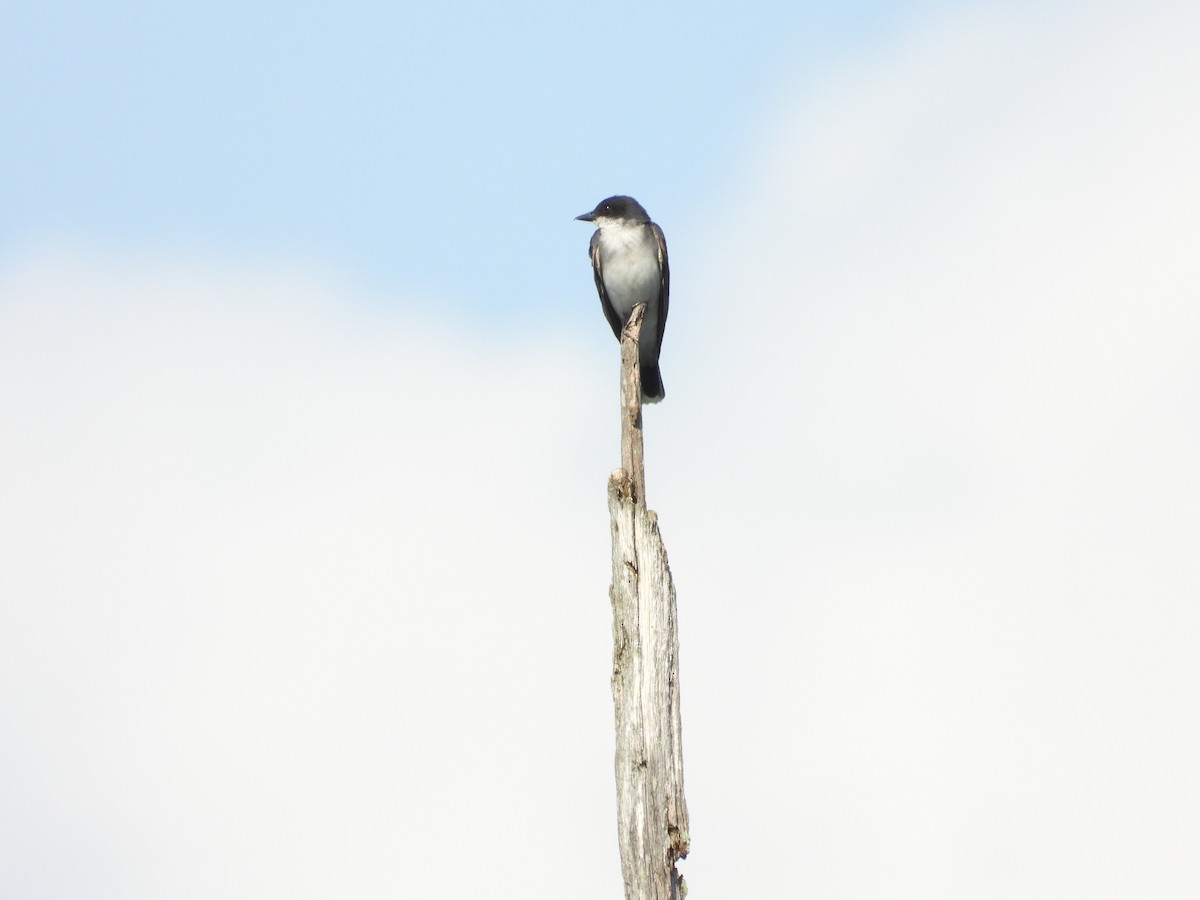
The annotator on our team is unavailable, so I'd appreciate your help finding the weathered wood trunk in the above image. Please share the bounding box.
[608,304,690,900]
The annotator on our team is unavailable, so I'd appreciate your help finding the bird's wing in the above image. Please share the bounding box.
[651,222,670,353]
[591,230,623,339]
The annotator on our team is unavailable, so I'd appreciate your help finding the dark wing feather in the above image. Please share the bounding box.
[591,230,623,339]
[651,222,670,354]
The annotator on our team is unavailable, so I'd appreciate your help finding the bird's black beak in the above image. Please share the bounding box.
[575,211,596,222]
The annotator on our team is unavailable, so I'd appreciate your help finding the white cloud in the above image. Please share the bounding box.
[4,3,1200,898]
[657,3,1200,898]
[0,249,625,898]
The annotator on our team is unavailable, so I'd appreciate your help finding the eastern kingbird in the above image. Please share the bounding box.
[576,195,669,403]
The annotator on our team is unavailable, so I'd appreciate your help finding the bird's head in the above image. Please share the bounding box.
[575,195,650,226]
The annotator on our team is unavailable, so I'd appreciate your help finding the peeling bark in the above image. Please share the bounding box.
[607,304,689,900]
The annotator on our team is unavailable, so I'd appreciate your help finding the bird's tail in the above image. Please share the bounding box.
[640,363,665,404]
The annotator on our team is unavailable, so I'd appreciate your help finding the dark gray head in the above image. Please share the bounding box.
[575,195,650,224]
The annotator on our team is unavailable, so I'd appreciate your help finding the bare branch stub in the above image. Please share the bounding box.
[607,302,690,899]
[619,303,647,506]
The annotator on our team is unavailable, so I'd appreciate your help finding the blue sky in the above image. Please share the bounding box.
[2,0,938,319]
[3,2,1200,898]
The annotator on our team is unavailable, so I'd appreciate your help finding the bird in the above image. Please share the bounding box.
[576,195,669,403]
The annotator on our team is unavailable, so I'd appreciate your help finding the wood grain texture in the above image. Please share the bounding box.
[618,304,647,506]
[608,303,690,900]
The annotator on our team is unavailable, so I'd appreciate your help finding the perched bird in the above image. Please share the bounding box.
[576,195,670,403]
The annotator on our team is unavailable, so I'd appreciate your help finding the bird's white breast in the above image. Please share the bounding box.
[597,221,661,321]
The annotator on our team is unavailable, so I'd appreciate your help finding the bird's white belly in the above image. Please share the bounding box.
[600,231,660,321]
